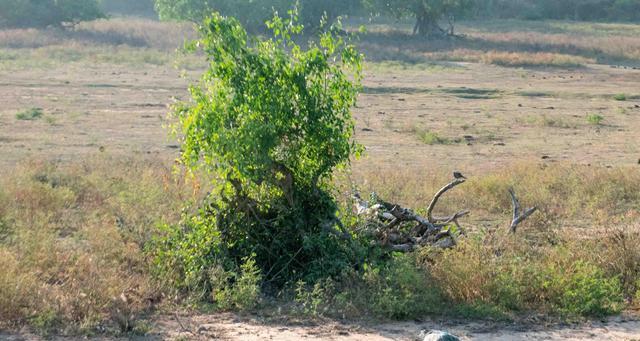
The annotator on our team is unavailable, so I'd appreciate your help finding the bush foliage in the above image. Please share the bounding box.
[153,9,364,298]
[0,0,105,28]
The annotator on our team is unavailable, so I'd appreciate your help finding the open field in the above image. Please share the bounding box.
[1,17,640,339]
[1,19,639,173]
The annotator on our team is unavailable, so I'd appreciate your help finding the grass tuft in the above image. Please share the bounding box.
[586,113,604,125]
[16,107,43,120]
[415,128,455,145]
[613,93,627,101]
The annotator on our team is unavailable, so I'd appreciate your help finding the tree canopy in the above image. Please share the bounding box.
[365,0,473,36]
[154,0,361,32]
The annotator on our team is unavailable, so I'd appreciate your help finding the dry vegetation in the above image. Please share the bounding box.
[0,157,199,334]
[1,16,640,337]
[359,19,640,67]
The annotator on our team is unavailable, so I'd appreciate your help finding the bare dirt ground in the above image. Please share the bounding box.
[1,61,638,175]
[3,313,640,340]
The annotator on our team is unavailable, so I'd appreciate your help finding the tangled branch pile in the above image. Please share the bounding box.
[354,174,537,252]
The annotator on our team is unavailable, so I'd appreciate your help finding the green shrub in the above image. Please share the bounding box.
[322,254,445,319]
[0,0,105,29]
[363,254,444,318]
[210,256,262,311]
[551,261,624,317]
[295,278,337,316]
[16,108,43,121]
[153,9,363,296]
[416,129,452,145]
[586,113,604,125]
[613,93,627,101]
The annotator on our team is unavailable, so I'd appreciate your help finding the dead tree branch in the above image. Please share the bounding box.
[508,188,538,233]
[426,178,466,223]
[354,175,469,252]
[353,175,541,253]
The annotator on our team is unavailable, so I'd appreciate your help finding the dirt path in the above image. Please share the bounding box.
[29,313,630,341]
[153,313,640,340]
[3,313,638,340]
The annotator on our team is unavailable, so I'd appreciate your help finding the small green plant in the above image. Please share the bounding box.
[16,108,43,120]
[44,115,57,125]
[29,309,60,336]
[613,93,627,101]
[295,278,336,316]
[586,113,604,125]
[416,128,452,145]
[325,254,445,319]
[210,256,262,311]
[552,261,624,317]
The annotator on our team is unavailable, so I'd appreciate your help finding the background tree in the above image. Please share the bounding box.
[365,0,474,37]
[0,0,105,29]
[99,0,156,17]
[154,0,360,32]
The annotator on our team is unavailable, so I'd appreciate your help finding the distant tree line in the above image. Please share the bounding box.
[471,0,640,21]
[153,0,363,32]
[1,0,639,34]
[0,0,104,28]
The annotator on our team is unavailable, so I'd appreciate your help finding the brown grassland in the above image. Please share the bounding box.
[1,17,640,339]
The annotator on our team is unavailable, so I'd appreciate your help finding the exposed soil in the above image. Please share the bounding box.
[2,313,640,340]
[1,61,639,175]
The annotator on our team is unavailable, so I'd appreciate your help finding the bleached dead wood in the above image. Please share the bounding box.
[508,188,538,233]
[355,174,539,252]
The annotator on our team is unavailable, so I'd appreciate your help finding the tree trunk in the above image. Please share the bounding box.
[413,14,445,38]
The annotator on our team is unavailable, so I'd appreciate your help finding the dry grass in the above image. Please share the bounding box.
[425,228,631,318]
[0,18,194,50]
[427,49,594,67]
[1,157,639,332]
[0,157,198,334]
[462,20,640,64]
[351,162,640,229]
[0,18,199,69]
[356,19,640,67]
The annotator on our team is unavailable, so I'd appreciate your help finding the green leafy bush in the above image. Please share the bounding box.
[551,261,624,317]
[0,0,105,28]
[303,254,445,319]
[153,9,363,297]
[362,254,444,318]
[295,278,337,316]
